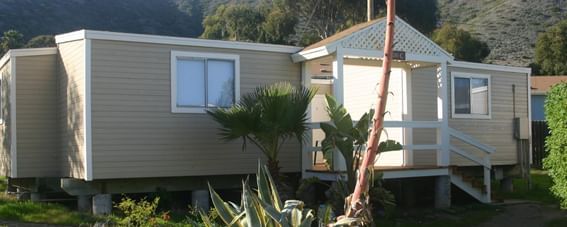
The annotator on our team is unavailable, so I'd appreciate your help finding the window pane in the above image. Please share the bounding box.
[207,60,234,108]
[177,59,205,107]
[471,78,489,115]
[454,77,471,114]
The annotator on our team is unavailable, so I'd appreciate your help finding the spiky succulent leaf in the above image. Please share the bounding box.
[330,217,362,226]
[242,182,263,227]
[291,208,302,226]
[208,183,240,227]
[257,162,273,206]
[317,204,334,226]
[199,210,216,227]
[256,197,286,225]
[261,165,283,210]
[299,210,315,227]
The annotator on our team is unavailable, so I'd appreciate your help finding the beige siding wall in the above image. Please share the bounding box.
[411,67,438,166]
[310,83,332,123]
[342,59,406,166]
[15,55,59,177]
[90,40,301,179]
[0,61,12,176]
[58,40,86,179]
[448,66,528,166]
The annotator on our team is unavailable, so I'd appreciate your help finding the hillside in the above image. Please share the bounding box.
[0,0,566,67]
[437,0,567,66]
[0,0,204,40]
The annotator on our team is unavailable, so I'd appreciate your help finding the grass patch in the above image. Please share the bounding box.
[375,204,502,227]
[0,197,100,225]
[0,177,101,226]
[495,170,558,205]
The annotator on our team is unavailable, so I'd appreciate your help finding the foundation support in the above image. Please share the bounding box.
[92,194,112,215]
[192,190,210,211]
[78,195,92,213]
[435,175,451,208]
[500,177,514,193]
[30,192,41,202]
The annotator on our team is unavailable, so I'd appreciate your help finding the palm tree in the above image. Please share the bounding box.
[207,82,315,179]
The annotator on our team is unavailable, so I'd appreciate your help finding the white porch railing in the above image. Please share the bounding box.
[302,120,495,203]
[448,127,495,203]
[306,120,443,171]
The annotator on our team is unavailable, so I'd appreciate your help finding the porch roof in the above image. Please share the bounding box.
[292,16,454,63]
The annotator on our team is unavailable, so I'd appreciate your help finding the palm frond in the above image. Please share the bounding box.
[207,82,315,165]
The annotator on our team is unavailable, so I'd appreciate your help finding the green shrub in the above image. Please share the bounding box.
[114,196,169,227]
[543,82,567,208]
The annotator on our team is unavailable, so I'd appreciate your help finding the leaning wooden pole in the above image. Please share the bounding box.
[347,0,396,217]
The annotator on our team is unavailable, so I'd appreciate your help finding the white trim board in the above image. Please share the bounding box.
[450,61,531,74]
[382,168,449,179]
[55,30,302,54]
[170,51,241,114]
[0,48,58,68]
[9,58,17,178]
[84,39,93,181]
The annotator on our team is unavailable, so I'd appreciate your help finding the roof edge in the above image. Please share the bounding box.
[55,30,303,54]
[55,30,87,44]
[292,45,335,63]
[450,60,531,74]
[0,47,58,68]
[0,51,10,68]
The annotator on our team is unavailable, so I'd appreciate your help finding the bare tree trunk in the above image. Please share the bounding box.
[346,0,396,218]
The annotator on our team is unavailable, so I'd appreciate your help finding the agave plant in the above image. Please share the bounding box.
[201,163,315,227]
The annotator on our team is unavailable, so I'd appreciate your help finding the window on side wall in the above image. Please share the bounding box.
[171,51,240,113]
[451,72,491,119]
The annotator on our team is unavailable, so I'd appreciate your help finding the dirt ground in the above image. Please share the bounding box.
[479,201,567,227]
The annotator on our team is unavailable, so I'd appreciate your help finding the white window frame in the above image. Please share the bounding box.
[451,72,492,119]
[171,51,240,113]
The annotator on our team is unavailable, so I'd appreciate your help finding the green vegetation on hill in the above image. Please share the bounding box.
[0,0,204,40]
[1,0,566,67]
[437,0,567,66]
[432,23,490,62]
[535,20,567,75]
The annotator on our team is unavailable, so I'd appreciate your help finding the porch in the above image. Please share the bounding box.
[294,17,496,204]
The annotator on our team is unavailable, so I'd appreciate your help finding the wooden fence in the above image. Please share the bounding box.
[531,121,549,169]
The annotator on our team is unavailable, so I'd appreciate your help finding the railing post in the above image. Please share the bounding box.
[301,62,312,178]
[484,167,491,202]
[437,62,450,166]
[483,155,492,202]
[332,48,344,105]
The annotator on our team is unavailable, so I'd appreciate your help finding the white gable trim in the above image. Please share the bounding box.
[293,16,453,63]
[55,30,302,54]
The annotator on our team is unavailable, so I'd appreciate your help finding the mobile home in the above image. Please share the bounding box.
[0,16,531,212]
